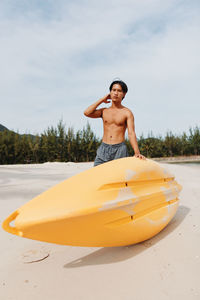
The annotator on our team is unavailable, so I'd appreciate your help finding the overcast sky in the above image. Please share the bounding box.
[0,0,199,138]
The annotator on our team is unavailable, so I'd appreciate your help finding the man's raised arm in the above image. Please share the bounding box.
[84,94,110,118]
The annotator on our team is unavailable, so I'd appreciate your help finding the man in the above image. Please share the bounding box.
[84,80,145,166]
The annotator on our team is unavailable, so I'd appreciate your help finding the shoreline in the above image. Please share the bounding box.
[0,155,200,167]
[153,155,200,163]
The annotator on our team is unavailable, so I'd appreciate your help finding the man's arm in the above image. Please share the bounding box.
[84,94,110,118]
[127,110,145,159]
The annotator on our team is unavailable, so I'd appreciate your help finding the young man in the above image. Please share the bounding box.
[84,80,145,166]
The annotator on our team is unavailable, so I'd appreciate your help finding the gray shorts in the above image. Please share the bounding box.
[94,142,129,167]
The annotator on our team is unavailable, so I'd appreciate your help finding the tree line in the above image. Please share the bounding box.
[0,121,199,164]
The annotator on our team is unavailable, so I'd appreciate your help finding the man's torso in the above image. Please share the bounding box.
[102,106,129,144]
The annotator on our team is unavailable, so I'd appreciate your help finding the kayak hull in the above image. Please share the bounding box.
[2,158,182,247]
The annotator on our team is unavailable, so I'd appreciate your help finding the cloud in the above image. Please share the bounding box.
[0,0,199,137]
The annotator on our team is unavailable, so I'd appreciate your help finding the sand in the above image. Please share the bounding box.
[0,161,199,300]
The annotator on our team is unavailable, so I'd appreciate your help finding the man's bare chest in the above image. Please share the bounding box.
[102,110,127,126]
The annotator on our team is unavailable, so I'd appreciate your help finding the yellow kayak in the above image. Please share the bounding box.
[2,157,182,247]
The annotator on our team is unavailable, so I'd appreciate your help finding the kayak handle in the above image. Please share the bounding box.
[2,210,23,236]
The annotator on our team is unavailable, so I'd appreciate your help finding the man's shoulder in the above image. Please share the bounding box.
[121,106,134,116]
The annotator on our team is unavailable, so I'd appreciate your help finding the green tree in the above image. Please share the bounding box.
[188,126,200,155]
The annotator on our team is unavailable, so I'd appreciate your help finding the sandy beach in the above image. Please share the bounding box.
[0,161,199,300]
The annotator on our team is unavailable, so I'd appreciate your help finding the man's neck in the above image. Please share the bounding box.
[111,101,123,109]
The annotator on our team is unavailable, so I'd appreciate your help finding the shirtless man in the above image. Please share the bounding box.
[84,80,145,166]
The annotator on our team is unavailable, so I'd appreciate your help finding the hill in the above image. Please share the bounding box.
[0,124,35,139]
[0,124,9,132]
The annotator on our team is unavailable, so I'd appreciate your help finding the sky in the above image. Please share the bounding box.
[0,0,199,138]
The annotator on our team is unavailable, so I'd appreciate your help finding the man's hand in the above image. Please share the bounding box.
[134,153,146,160]
[102,94,111,104]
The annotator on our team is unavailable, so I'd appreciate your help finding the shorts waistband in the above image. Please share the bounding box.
[101,141,126,148]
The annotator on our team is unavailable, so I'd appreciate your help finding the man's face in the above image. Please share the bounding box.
[110,84,125,102]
